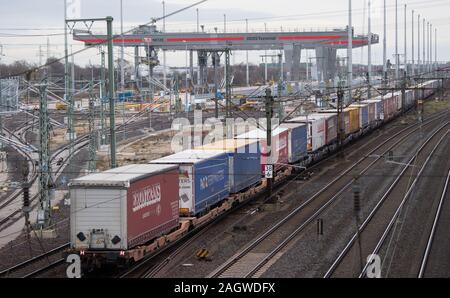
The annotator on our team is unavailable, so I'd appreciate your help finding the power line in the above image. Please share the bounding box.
[0,0,209,80]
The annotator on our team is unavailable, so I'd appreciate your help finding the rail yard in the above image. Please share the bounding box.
[0,0,450,286]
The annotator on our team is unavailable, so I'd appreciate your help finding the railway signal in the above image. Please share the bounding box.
[22,159,30,228]
[317,219,324,236]
[337,84,345,146]
[353,176,363,273]
[353,184,361,213]
[88,81,97,173]
[265,88,274,199]
[37,80,53,230]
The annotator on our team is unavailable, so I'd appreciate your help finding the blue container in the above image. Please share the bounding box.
[150,150,230,216]
[360,106,369,127]
[375,101,383,119]
[118,91,133,102]
[351,104,369,128]
[280,123,308,164]
[198,139,261,193]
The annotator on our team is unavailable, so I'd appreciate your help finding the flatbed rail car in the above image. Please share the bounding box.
[69,164,180,268]
[68,80,441,271]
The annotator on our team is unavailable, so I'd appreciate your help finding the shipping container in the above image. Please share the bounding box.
[317,109,351,136]
[393,91,403,112]
[287,116,326,152]
[150,150,230,216]
[349,104,369,128]
[367,102,376,124]
[235,127,289,173]
[360,101,376,124]
[196,139,261,193]
[362,99,383,122]
[69,164,180,251]
[390,95,397,116]
[308,113,338,145]
[279,123,308,163]
[405,90,414,108]
[345,107,361,133]
[383,95,395,120]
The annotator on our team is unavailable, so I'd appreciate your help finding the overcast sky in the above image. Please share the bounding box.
[0,0,449,68]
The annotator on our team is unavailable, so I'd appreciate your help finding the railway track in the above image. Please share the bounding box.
[0,243,69,278]
[0,125,38,219]
[122,109,448,279]
[0,109,253,277]
[0,108,166,230]
[0,136,88,230]
[117,111,423,278]
[324,121,450,278]
[417,169,450,278]
[206,111,449,278]
[0,117,63,215]
[120,221,219,278]
[0,104,444,278]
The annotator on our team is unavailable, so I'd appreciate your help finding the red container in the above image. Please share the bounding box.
[70,164,180,251]
[127,168,180,248]
[383,96,394,120]
[367,102,376,124]
[260,130,289,173]
[235,128,289,174]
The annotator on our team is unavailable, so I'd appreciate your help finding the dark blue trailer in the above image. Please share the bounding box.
[150,150,230,216]
[280,123,308,164]
[197,139,261,193]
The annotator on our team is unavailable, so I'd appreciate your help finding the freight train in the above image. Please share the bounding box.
[68,80,441,271]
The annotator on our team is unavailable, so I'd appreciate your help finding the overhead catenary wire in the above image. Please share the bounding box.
[0,0,209,80]
[0,0,447,73]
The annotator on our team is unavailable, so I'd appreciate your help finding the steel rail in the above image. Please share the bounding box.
[22,258,65,278]
[322,122,449,278]
[417,168,450,278]
[358,126,450,278]
[208,112,449,278]
[0,243,69,277]
[245,119,450,278]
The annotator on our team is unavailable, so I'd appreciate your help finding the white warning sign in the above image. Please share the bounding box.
[265,164,274,179]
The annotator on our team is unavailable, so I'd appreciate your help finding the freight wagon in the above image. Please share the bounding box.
[361,99,383,124]
[279,123,308,164]
[417,80,438,98]
[405,90,415,108]
[349,104,369,130]
[421,80,441,98]
[150,150,230,217]
[383,95,396,121]
[361,101,376,126]
[287,115,326,152]
[345,107,361,134]
[317,109,351,136]
[196,139,261,194]
[395,92,402,112]
[69,164,180,258]
[308,113,338,145]
[68,79,442,272]
[235,127,289,173]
